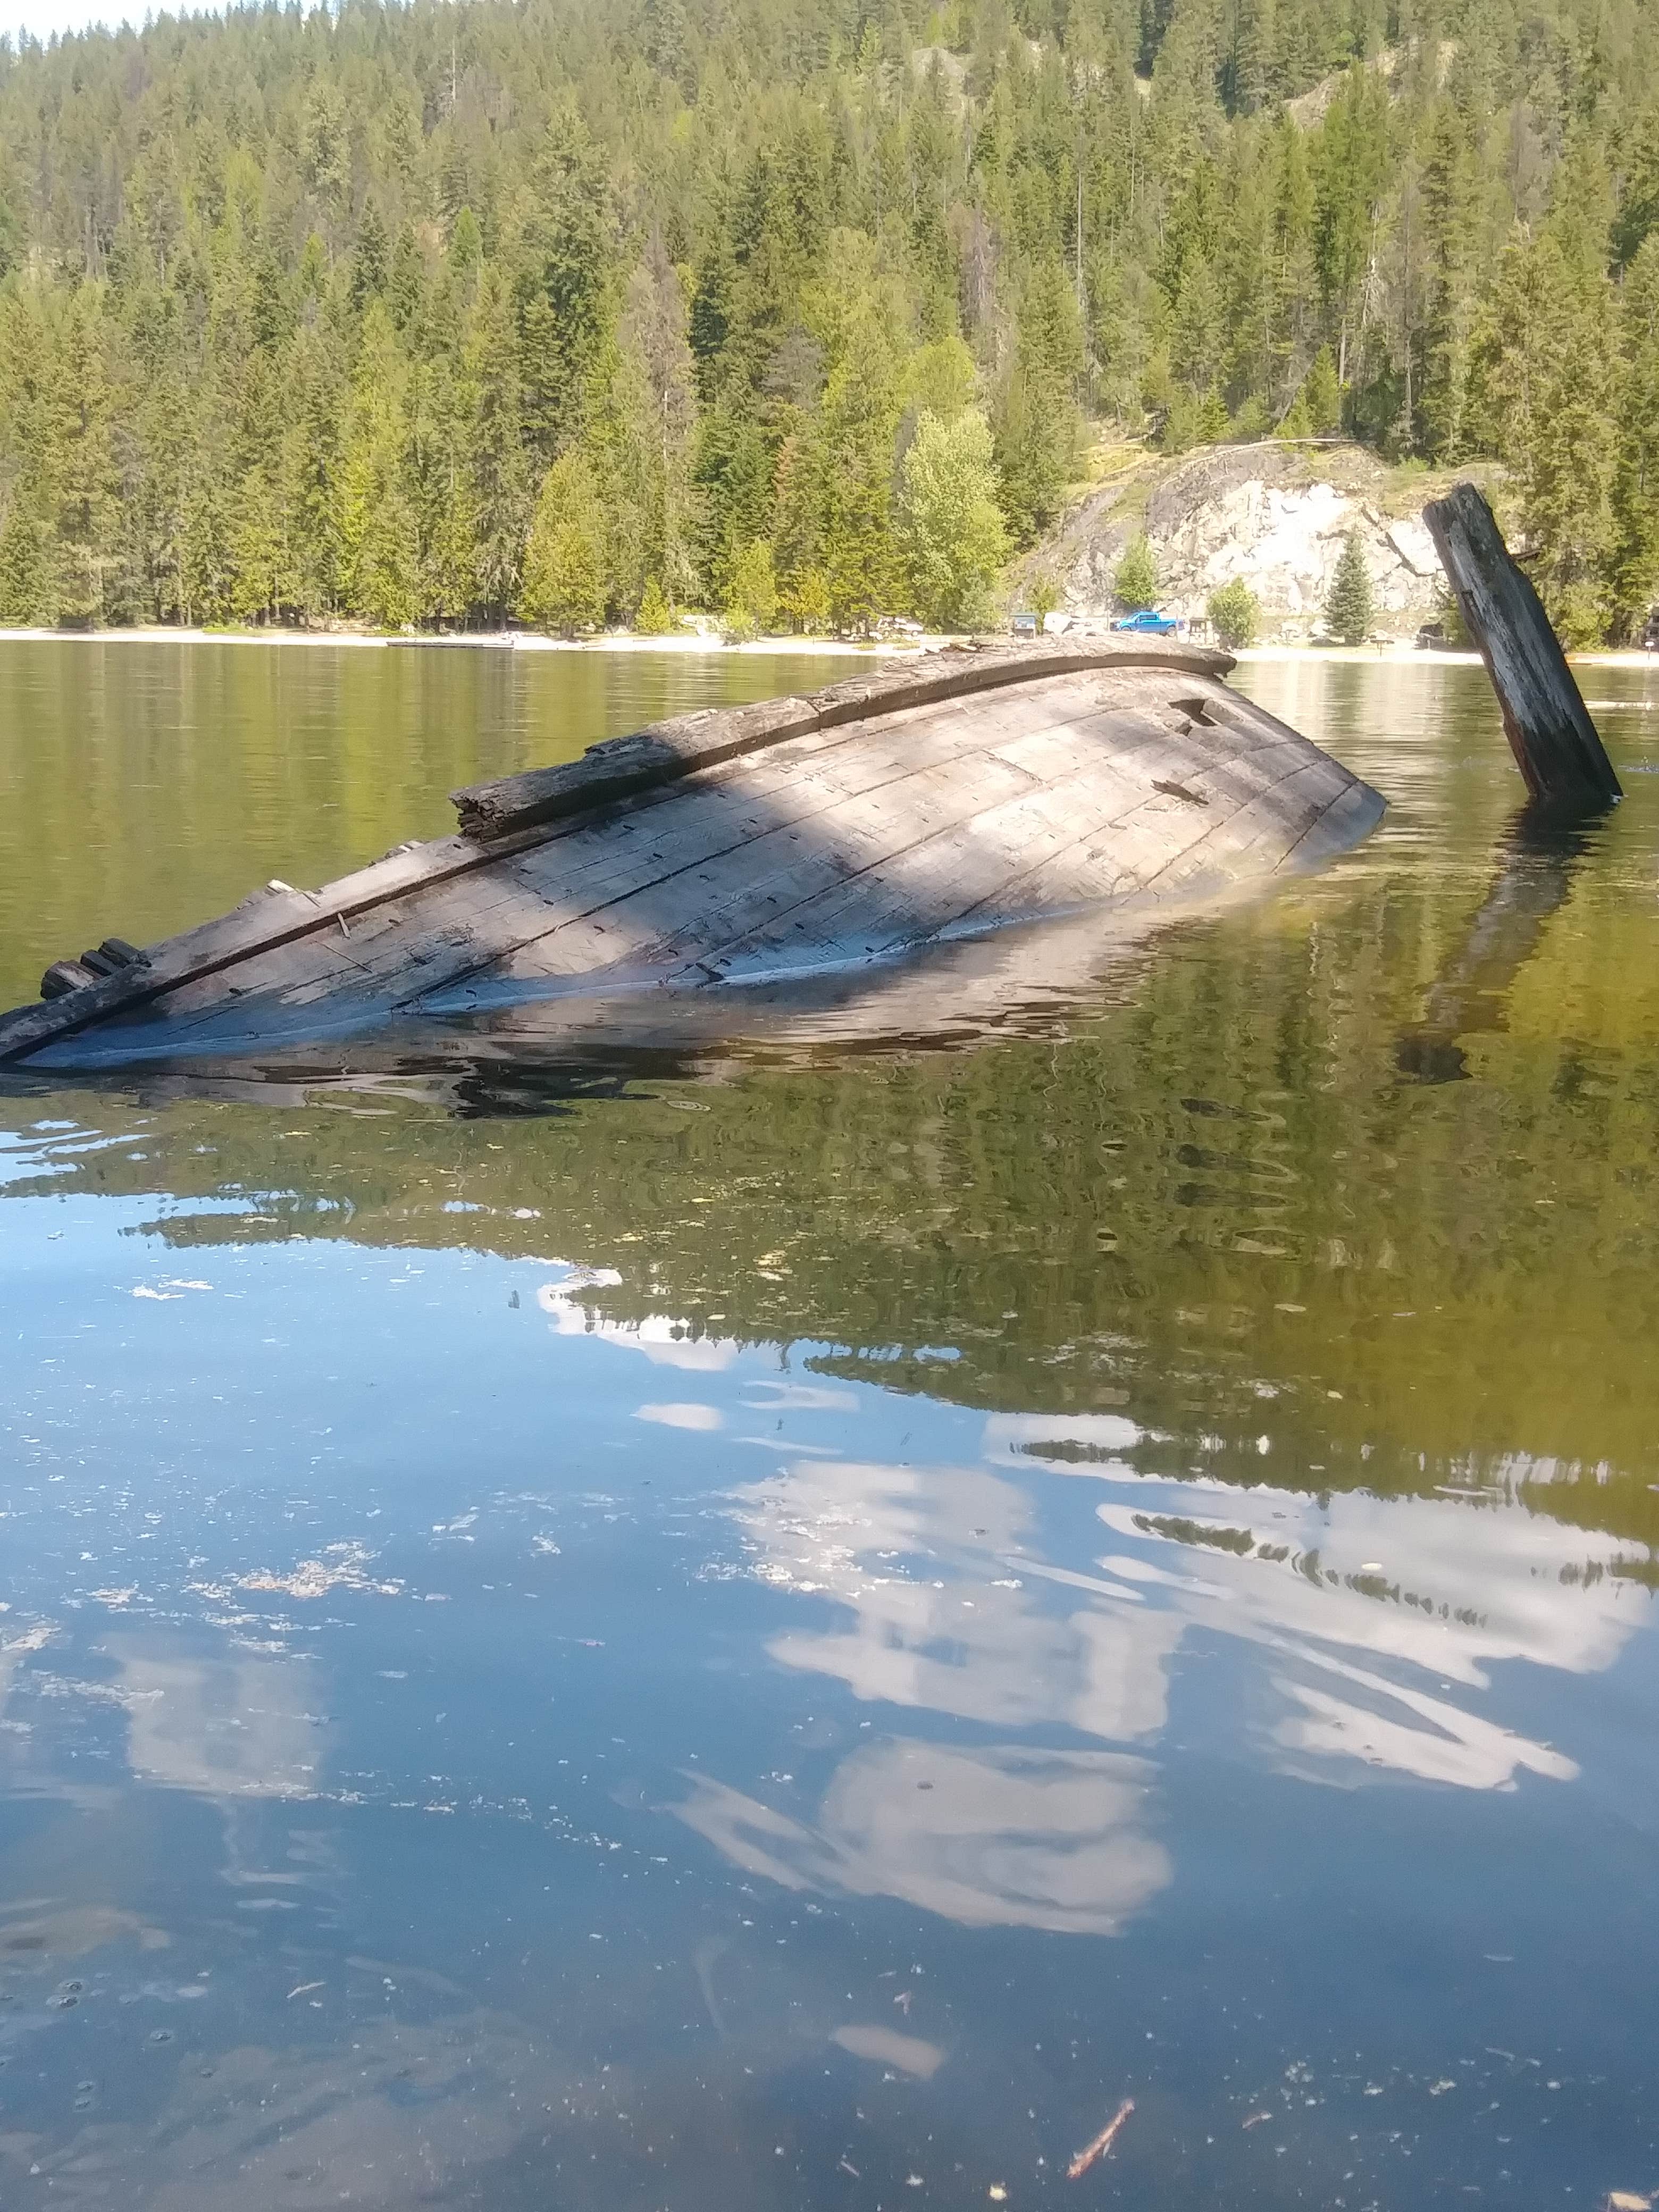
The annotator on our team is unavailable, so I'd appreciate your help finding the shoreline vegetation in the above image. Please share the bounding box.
[1,0,1656,658]
[1,625,1653,667]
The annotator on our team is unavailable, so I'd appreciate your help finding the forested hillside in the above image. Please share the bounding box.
[0,0,1656,641]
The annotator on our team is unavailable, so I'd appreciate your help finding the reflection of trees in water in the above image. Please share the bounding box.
[6,781,1659,1545]
[1395,806,1601,1083]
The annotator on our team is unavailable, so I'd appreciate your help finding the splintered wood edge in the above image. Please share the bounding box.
[0,639,1238,1063]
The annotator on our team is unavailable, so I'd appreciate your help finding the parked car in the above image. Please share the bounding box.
[1011,611,1038,639]
[1110,608,1180,635]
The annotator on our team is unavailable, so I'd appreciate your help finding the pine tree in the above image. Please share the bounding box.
[1302,345,1342,433]
[634,574,675,634]
[1113,534,1159,611]
[1324,528,1373,643]
[1195,386,1230,443]
[462,266,531,623]
[351,203,389,311]
[722,538,777,639]
[992,360,1067,547]
[0,291,56,625]
[49,289,120,627]
[1471,233,1618,643]
[337,303,417,627]
[898,408,1009,631]
[521,452,607,635]
[1417,103,1475,460]
[516,106,613,463]
[816,303,900,635]
[1608,235,1659,641]
[619,234,698,605]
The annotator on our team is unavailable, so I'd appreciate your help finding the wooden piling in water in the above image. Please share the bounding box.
[1422,483,1621,810]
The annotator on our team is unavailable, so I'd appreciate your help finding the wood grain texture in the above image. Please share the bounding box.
[1422,482,1621,809]
[0,644,1382,1070]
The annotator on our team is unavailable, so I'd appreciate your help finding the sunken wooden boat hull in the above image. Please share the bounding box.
[0,639,1384,1074]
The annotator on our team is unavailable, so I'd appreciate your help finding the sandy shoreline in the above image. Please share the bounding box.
[0,625,898,656]
[1,625,1655,669]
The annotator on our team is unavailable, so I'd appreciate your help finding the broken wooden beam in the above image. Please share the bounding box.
[1422,482,1621,810]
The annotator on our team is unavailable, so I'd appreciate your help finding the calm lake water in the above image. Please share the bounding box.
[2,638,1659,2209]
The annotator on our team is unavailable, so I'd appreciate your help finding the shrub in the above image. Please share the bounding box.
[1113,534,1159,611]
[1207,577,1259,649]
[1028,571,1062,624]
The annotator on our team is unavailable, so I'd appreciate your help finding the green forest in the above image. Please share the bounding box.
[0,0,1656,640]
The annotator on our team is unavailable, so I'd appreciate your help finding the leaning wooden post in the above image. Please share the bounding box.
[1422,482,1621,809]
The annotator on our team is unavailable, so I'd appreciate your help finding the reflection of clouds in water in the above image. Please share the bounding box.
[830,2022,945,2077]
[677,1738,1169,1935]
[724,1419,1630,1830]
[1093,1488,1636,1689]
[107,1641,321,1802]
[740,1457,1178,1740]
[982,1412,1144,1469]
[1273,1652,1574,1789]
[537,1272,739,1371]
[636,1402,724,1430]
[0,1636,321,1803]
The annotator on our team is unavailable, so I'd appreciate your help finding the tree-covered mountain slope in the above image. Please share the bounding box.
[0,0,1654,641]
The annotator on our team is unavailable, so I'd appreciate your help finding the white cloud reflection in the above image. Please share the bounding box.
[676,1738,1169,1936]
[679,1403,1650,1931]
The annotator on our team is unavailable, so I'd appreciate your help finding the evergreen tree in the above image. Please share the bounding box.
[634,574,675,633]
[0,292,57,625]
[1608,235,1659,641]
[1471,234,1617,643]
[723,538,778,639]
[463,266,531,623]
[516,107,613,463]
[0,0,1641,639]
[814,296,900,634]
[898,408,1009,631]
[521,452,607,635]
[337,304,417,627]
[1417,103,1476,460]
[1113,534,1159,610]
[1324,528,1373,643]
[49,290,120,626]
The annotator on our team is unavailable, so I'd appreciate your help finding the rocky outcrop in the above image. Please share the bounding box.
[1030,442,1460,641]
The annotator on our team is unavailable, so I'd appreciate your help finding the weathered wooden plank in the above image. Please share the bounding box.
[466,747,1060,991]
[406,678,1195,1003]
[1422,482,1621,809]
[657,728,1275,985]
[1,647,1385,1070]
[449,636,1235,837]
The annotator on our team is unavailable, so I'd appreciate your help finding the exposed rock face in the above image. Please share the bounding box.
[1033,443,1451,641]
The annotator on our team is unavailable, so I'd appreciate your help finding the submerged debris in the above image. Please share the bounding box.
[1067,2099,1135,2179]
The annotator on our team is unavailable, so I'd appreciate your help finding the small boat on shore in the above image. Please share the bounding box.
[0,638,1384,1074]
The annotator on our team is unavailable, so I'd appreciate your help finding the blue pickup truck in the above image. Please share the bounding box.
[1110,608,1182,635]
